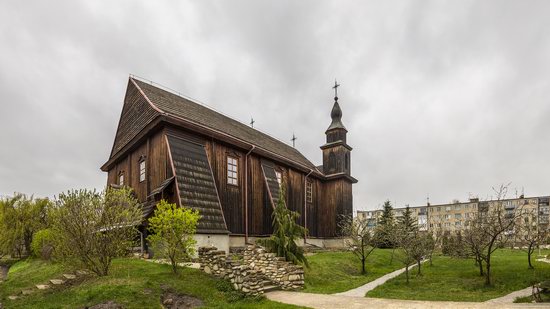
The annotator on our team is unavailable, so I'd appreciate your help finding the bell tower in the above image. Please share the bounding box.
[321,81,352,176]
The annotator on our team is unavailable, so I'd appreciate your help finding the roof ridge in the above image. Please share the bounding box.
[130,75,314,162]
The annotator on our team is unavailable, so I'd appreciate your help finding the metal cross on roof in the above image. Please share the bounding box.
[332,80,340,98]
[291,133,297,148]
[250,117,255,128]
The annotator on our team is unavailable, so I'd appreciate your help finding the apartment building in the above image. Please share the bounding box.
[357,196,550,234]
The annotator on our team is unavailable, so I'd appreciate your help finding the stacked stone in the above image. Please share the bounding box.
[242,245,304,290]
[198,245,305,295]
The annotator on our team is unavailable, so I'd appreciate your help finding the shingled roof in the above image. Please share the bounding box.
[108,77,319,172]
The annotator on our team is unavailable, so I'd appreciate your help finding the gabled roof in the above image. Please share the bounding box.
[135,78,318,169]
[105,77,319,172]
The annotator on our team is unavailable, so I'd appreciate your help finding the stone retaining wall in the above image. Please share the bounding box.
[198,245,304,295]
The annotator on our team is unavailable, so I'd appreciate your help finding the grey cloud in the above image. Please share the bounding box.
[1,0,549,210]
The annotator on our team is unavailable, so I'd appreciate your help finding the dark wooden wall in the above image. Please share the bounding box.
[107,125,353,238]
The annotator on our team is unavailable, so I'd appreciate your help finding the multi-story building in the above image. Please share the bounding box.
[357,196,550,234]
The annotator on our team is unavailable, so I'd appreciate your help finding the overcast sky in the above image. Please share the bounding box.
[1,1,549,210]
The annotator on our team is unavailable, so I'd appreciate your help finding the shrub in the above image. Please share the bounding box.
[31,229,56,260]
[147,200,200,274]
[51,188,142,276]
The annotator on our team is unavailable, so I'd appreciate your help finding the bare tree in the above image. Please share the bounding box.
[426,227,442,266]
[463,184,523,285]
[339,215,377,274]
[516,208,548,269]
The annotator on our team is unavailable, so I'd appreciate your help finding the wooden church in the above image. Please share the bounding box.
[101,77,357,250]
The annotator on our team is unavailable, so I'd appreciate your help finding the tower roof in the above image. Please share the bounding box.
[326,97,347,132]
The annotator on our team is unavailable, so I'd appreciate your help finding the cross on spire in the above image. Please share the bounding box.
[332,79,340,99]
[250,117,255,128]
[291,133,297,148]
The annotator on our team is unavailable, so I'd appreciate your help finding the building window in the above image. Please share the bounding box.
[275,171,282,187]
[139,160,146,182]
[345,153,349,170]
[455,213,462,219]
[118,172,124,186]
[306,181,313,203]
[227,156,238,185]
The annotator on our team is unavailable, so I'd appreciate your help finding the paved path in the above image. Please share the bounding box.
[266,291,547,309]
[486,286,533,303]
[335,261,425,297]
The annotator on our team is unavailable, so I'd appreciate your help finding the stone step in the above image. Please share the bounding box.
[262,285,280,292]
[8,296,18,300]
[75,270,88,276]
[21,289,33,295]
[35,284,50,290]
[50,279,65,285]
[62,274,76,280]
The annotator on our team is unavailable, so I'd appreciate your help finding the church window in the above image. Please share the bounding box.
[139,159,146,182]
[345,153,349,170]
[275,171,282,187]
[118,171,124,186]
[227,156,238,185]
[306,181,313,203]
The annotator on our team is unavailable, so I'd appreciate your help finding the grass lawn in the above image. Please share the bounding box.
[367,249,550,302]
[303,249,403,294]
[0,258,305,309]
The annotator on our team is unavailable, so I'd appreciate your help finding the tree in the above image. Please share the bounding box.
[259,184,308,266]
[147,200,200,274]
[517,209,548,269]
[426,226,443,266]
[51,188,142,276]
[374,200,395,249]
[392,226,417,283]
[392,205,425,281]
[463,184,522,286]
[0,194,50,258]
[398,206,417,235]
[339,215,377,274]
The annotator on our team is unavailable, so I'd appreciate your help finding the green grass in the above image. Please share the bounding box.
[303,249,403,294]
[367,249,550,302]
[0,258,305,309]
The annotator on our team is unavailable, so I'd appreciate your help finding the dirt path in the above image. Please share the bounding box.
[266,291,546,309]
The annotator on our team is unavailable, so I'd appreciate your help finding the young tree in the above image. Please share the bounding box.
[260,184,308,266]
[147,200,200,274]
[393,206,424,281]
[426,227,442,266]
[517,209,548,269]
[339,215,377,274]
[51,188,142,276]
[392,226,417,283]
[463,184,522,285]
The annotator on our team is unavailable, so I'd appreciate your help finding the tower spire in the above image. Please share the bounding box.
[326,80,346,132]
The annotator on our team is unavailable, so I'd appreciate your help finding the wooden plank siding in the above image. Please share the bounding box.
[106,125,352,238]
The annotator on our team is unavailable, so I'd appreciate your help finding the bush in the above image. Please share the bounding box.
[31,229,56,260]
[147,200,200,274]
[51,188,142,276]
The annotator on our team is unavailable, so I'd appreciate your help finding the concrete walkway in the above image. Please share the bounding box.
[486,286,533,303]
[335,261,425,297]
[266,291,547,309]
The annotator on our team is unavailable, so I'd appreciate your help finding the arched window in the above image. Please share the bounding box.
[345,153,349,170]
